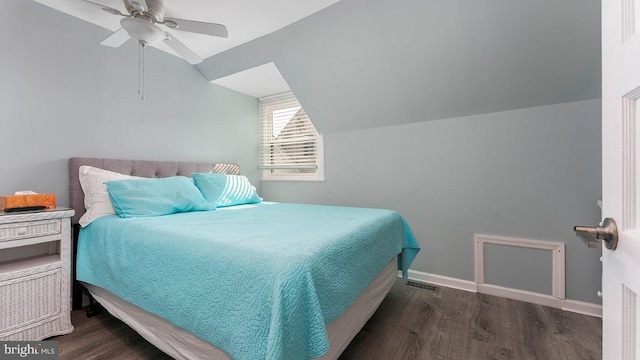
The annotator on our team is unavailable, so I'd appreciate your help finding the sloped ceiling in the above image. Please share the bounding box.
[30,0,343,61]
[198,0,601,134]
[211,62,290,98]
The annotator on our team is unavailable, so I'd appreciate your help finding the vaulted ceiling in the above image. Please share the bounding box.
[32,0,343,61]
[197,0,602,133]
[23,0,601,134]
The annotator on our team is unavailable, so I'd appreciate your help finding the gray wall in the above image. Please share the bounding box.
[198,0,601,303]
[7,0,604,305]
[262,100,603,303]
[198,0,603,304]
[0,0,259,206]
[484,244,553,295]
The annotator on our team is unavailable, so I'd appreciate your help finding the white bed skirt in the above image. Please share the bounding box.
[82,258,398,360]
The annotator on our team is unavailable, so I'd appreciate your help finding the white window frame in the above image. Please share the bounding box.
[260,92,325,182]
[261,135,325,182]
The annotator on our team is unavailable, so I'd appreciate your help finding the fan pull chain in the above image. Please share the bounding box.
[142,43,145,100]
[137,42,141,99]
[137,42,146,101]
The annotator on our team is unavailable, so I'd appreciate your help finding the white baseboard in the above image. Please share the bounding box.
[562,299,603,318]
[477,283,562,309]
[402,269,602,318]
[405,269,478,292]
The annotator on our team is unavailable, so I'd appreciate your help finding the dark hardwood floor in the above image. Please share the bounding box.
[53,280,602,360]
[340,281,601,360]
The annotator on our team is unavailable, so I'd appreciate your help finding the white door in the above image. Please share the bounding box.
[602,0,640,358]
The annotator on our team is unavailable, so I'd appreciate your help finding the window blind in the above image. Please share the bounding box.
[259,92,319,171]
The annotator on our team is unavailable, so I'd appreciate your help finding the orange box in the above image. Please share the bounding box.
[0,194,56,211]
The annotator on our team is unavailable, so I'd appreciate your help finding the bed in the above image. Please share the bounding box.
[68,157,420,360]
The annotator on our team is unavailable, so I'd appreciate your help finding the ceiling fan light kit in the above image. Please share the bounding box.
[120,17,166,46]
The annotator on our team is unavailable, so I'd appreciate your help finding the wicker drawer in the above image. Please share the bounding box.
[0,268,62,337]
[0,220,61,242]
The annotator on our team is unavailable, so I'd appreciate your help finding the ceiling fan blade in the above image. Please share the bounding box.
[162,18,228,38]
[100,28,130,47]
[80,0,127,16]
[164,32,203,65]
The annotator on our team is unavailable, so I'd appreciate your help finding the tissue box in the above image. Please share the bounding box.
[0,194,57,211]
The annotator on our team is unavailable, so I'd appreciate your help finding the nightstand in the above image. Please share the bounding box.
[0,208,75,340]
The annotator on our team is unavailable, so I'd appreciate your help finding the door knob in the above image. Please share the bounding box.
[573,217,618,250]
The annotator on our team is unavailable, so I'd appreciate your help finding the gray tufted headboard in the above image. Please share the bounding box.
[68,157,240,225]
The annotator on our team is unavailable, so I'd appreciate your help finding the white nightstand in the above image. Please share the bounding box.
[0,208,75,340]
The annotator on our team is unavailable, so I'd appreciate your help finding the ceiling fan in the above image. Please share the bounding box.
[81,0,228,65]
[81,0,228,99]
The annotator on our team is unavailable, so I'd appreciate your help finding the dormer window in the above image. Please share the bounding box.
[259,92,324,181]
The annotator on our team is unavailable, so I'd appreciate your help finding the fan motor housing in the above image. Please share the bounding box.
[125,0,166,22]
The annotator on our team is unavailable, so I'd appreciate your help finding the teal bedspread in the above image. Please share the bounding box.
[77,203,420,360]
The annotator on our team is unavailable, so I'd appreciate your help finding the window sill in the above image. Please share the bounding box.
[261,175,326,182]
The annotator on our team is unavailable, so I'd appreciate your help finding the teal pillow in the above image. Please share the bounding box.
[105,176,215,218]
[192,173,262,207]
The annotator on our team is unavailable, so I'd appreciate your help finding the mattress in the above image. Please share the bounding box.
[81,258,398,360]
[77,203,420,359]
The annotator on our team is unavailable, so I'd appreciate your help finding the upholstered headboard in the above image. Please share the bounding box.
[68,157,240,225]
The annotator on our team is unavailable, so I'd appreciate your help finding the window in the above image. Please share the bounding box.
[260,92,324,181]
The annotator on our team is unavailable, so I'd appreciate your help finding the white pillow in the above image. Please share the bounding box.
[78,165,141,227]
